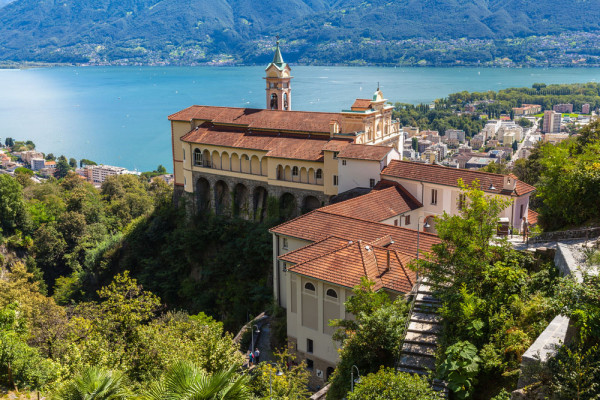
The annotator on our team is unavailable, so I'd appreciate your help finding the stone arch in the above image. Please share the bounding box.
[214,180,230,215]
[202,150,211,167]
[308,168,315,184]
[284,166,292,181]
[250,155,260,175]
[276,165,284,180]
[315,168,323,185]
[253,186,268,222]
[241,154,251,174]
[196,177,210,212]
[231,153,240,172]
[211,150,221,169]
[233,183,249,218]
[300,167,308,183]
[279,192,297,220]
[221,151,230,171]
[302,195,321,214]
[424,215,438,234]
[193,148,202,166]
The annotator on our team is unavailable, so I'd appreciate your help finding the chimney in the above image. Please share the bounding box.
[503,175,517,191]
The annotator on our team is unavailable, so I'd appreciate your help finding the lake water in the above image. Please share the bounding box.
[1,66,599,172]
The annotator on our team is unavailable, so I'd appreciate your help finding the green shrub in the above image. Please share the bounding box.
[348,368,439,400]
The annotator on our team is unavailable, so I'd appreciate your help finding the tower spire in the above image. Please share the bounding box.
[272,36,284,66]
[264,36,292,111]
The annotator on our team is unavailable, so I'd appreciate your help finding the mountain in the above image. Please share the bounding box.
[1,0,600,64]
[0,0,15,8]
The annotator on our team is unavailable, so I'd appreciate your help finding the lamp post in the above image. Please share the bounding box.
[251,324,260,365]
[269,363,284,400]
[350,365,360,392]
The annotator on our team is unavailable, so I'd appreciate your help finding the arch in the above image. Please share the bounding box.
[424,215,438,234]
[292,166,299,180]
[231,153,240,172]
[300,167,308,183]
[308,168,316,184]
[304,282,316,291]
[202,150,211,167]
[250,155,260,175]
[253,186,268,222]
[279,192,297,220]
[194,148,202,166]
[233,183,249,218]
[241,154,251,174]
[283,92,289,110]
[196,177,210,212]
[284,166,292,181]
[326,288,338,299]
[211,150,221,170]
[270,93,278,110]
[221,151,230,171]
[367,128,372,142]
[302,195,321,214]
[375,121,381,138]
[315,169,323,185]
[276,165,284,180]
[260,158,268,176]
[214,180,230,215]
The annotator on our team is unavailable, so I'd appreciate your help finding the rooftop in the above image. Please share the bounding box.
[336,143,394,161]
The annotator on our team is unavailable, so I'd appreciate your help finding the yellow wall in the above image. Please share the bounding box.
[171,120,193,186]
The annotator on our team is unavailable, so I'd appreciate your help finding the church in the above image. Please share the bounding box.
[169,41,403,219]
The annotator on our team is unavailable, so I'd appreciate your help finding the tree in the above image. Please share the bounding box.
[4,137,14,147]
[69,158,78,169]
[80,159,97,168]
[512,140,518,152]
[249,348,310,399]
[347,368,439,400]
[14,167,34,188]
[45,153,55,161]
[54,367,132,400]
[143,361,251,400]
[55,156,71,179]
[156,165,167,174]
[327,278,409,399]
[0,174,26,232]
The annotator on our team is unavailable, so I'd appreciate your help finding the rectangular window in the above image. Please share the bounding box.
[333,175,338,186]
[183,148,186,161]
[520,204,524,219]
[306,359,314,370]
[333,152,339,159]
[405,215,411,225]
[394,219,398,226]
[431,189,438,205]
[282,237,288,250]
[342,159,347,166]
[307,339,314,354]
[369,178,376,188]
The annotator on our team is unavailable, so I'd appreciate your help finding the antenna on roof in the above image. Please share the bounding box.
[377,82,380,91]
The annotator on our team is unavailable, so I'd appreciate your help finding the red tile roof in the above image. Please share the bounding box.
[319,186,421,222]
[381,160,536,197]
[279,236,350,265]
[169,106,343,134]
[337,144,394,161]
[285,239,416,293]
[180,123,353,162]
[270,210,440,257]
[528,209,539,225]
[351,99,373,110]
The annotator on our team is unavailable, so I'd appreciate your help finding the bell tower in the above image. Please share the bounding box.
[264,38,292,111]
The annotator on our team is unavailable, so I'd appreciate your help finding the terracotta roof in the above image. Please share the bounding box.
[285,239,416,293]
[169,106,343,134]
[381,160,536,197]
[322,140,354,151]
[180,123,353,162]
[528,209,539,225]
[337,144,394,161]
[351,99,373,110]
[319,186,421,222]
[270,210,440,257]
[279,236,350,265]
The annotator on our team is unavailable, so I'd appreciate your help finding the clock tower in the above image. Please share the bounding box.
[265,39,292,111]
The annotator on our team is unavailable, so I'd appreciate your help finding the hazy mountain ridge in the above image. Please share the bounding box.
[1,0,599,64]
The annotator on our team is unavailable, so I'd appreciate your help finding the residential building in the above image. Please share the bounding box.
[512,104,541,116]
[403,126,419,137]
[582,103,590,114]
[470,134,484,150]
[465,157,495,169]
[85,165,134,184]
[445,129,466,143]
[543,133,570,144]
[417,139,432,153]
[336,144,400,193]
[553,103,573,113]
[30,158,46,171]
[543,110,561,133]
[18,150,44,165]
[482,120,502,140]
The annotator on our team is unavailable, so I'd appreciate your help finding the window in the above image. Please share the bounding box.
[306,359,314,370]
[394,219,398,226]
[342,159,347,166]
[519,204,524,219]
[333,152,339,159]
[292,166,299,176]
[369,178,376,188]
[405,215,411,225]
[333,175,338,186]
[326,288,338,298]
[431,189,438,205]
[183,148,186,161]
[184,177,186,187]
[194,149,202,166]
[307,339,314,354]
[304,282,316,292]
[282,237,288,249]
[316,169,323,180]
[458,193,466,210]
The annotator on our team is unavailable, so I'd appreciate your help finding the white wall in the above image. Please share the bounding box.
[337,159,382,192]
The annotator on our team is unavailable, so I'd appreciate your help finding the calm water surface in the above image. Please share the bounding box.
[0,66,599,171]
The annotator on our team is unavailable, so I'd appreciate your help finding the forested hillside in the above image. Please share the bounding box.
[1,0,600,65]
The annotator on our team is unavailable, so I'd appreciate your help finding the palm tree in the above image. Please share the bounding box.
[143,361,251,400]
[54,366,131,400]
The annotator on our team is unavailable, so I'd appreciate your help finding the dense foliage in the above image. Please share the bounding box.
[326,278,409,400]
[346,368,439,400]
[393,103,485,138]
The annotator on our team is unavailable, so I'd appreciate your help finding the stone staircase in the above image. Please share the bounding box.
[398,280,448,396]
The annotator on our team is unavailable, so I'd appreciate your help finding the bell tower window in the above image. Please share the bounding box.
[270,93,278,110]
[284,93,288,110]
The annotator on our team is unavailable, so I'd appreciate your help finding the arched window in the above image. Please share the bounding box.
[284,93,289,110]
[194,149,202,166]
[315,169,323,180]
[326,288,338,298]
[304,282,316,292]
[292,166,299,176]
[270,93,278,110]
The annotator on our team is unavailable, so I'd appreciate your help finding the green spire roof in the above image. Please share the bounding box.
[271,40,286,69]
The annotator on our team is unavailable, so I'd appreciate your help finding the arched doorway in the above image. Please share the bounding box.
[253,186,268,222]
[196,178,210,213]
[302,195,321,214]
[214,180,230,215]
[233,183,249,218]
[279,192,297,220]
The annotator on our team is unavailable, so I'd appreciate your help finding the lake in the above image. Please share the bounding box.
[1,66,599,172]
